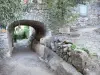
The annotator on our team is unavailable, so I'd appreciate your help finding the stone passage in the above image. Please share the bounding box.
[6,20,46,57]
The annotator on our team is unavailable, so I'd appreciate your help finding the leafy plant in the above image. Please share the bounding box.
[71,44,76,50]
[44,0,92,32]
[70,44,90,55]
[13,26,29,42]
[0,0,23,25]
[81,48,89,54]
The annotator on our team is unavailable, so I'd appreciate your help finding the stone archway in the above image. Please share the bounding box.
[7,20,46,56]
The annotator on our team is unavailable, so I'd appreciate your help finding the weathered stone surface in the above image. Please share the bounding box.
[0,33,10,58]
[33,43,45,58]
[67,50,89,73]
[83,58,100,75]
[35,44,82,75]
[94,28,100,34]
[59,27,70,34]
[44,36,100,75]
[68,32,80,37]
[40,36,55,48]
[48,50,82,75]
[56,62,82,75]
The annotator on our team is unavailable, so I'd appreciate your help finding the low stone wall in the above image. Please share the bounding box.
[34,43,82,75]
[39,36,100,75]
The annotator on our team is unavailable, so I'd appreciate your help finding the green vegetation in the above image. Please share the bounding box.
[0,0,23,25]
[44,0,91,32]
[71,44,77,50]
[70,44,90,54]
[14,26,29,42]
[0,0,93,31]
[81,48,90,54]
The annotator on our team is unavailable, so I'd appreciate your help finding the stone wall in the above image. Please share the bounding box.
[41,36,100,75]
[0,32,10,58]
[22,3,49,27]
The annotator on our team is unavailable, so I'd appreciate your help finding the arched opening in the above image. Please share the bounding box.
[12,26,35,54]
[7,20,46,56]
[13,26,34,42]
